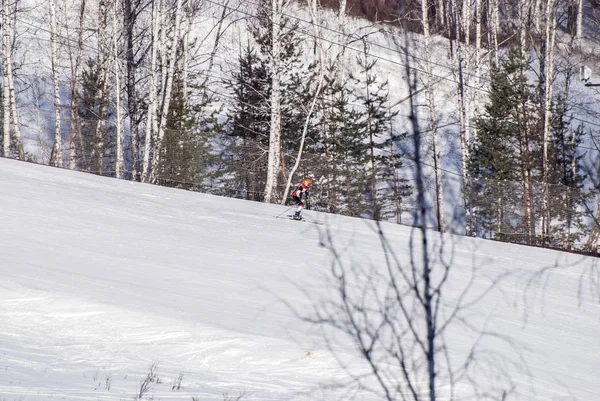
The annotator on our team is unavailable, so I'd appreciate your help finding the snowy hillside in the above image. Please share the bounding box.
[1,158,599,400]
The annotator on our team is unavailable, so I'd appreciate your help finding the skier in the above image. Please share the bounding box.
[291,178,312,220]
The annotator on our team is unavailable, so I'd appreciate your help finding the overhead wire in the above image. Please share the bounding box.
[15,17,476,139]
[12,2,600,150]
[16,2,600,130]
[202,0,600,129]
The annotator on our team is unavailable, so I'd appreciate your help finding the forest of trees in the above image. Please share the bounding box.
[1,0,600,251]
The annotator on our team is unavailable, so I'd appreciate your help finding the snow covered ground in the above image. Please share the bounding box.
[1,157,599,401]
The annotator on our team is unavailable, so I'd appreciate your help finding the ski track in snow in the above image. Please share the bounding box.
[1,158,600,400]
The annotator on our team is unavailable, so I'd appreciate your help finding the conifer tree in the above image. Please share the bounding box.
[221,45,271,200]
[546,97,590,248]
[331,84,371,217]
[157,74,218,191]
[307,68,365,215]
[349,50,409,220]
[78,58,115,175]
[376,132,413,223]
[468,48,543,241]
[222,4,311,201]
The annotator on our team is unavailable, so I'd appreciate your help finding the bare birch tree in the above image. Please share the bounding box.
[66,0,86,170]
[1,0,10,158]
[447,0,472,233]
[488,0,500,65]
[421,0,445,232]
[49,0,62,167]
[336,0,347,81]
[575,0,584,42]
[114,0,125,178]
[281,0,325,202]
[1,0,23,160]
[123,0,147,181]
[91,0,111,175]
[541,0,557,240]
[148,0,183,183]
[141,0,160,182]
[263,0,286,204]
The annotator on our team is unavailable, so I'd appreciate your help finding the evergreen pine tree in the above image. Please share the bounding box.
[468,48,543,241]
[221,45,271,200]
[546,97,590,249]
[349,50,410,220]
[78,57,114,175]
[157,72,218,191]
[221,1,313,200]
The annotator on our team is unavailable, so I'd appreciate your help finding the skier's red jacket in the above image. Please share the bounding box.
[292,183,310,203]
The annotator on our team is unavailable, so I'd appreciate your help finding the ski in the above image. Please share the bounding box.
[277,215,324,225]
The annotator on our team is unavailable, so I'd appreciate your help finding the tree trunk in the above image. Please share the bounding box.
[114,0,124,179]
[2,0,22,160]
[282,0,325,205]
[423,0,445,232]
[576,0,583,41]
[489,0,499,65]
[586,196,600,252]
[264,0,284,204]
[541,0,556,240]
[93,0,110,175]
[150,0,183,183]
[473,0,481,144]
[123,0,140,180]
[2,0,10,158]
[182,0,189,108]
[533,0,542,32]
[68,0,86,170]
[519,1,529,57]
[337,0,347,82]
[141,0,160,182]
[6,44,22,159]
[49,0,62,166]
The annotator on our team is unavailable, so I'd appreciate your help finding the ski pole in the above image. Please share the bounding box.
[276,206,293,218]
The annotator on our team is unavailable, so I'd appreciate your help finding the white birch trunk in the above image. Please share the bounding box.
[2,0,22,160]
[462,0,473,159]
[462,0,471,46]
[6,47,21,159]
[49,0,62,166]
[450,0,469,182]
[438,0,445,29]
[68,0,86,170]
[337,0,347,81]
[204,0,228,88]
[7,76,21,159]
[94,0,110,175]
[2,0,10,158]
[542,0,556,237]
[473,0,481,144]
[114,0,124,178]
[519,1,529,57]
[141,0,160,182]
[181,0,191,107]
[489,0,499,65]
[423,0,445,232]
[149,0,183,183]
[282,0,324,203]
[576,0,583,41]
[264,0,284,204]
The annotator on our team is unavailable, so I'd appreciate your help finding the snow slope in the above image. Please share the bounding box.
[1,157,599,400]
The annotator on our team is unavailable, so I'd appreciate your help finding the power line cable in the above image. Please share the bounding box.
[200,0,600,129]
[14,5,600,142]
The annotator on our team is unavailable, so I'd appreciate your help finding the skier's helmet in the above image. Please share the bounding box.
[303,178,312,186]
